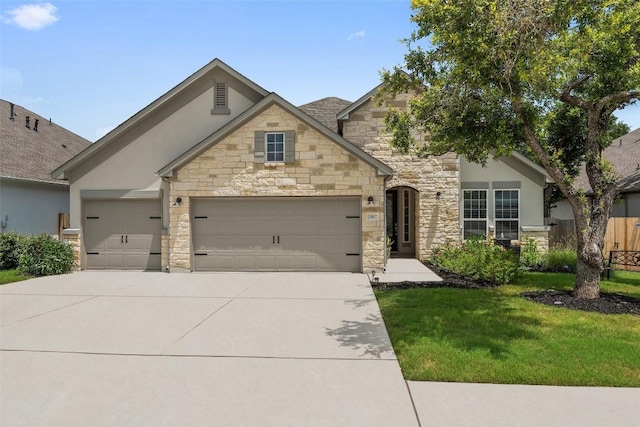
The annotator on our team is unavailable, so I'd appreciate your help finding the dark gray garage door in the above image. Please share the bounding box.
[192,197,361,272]
[83,200,162,270]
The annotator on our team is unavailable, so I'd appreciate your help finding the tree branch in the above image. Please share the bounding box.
[559,75,591,109]
[596,90,640,112]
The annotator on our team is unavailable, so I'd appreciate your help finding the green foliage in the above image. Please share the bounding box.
[0,269,28,285]
[520,239,542,269]
[0,232,23,270]
[432,238,521,285]
[18,234,74,277]
[543,245,578,273]
[383,0,640,295]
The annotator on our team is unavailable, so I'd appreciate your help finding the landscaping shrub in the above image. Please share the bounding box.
[431,238,521,285]
[520,238,542,270]
[18,234,74,276]
[0,232,23,270]
[542,245,577,273]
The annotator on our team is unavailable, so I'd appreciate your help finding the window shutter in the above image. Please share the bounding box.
[254,131,265,163]
[284,130,295,163]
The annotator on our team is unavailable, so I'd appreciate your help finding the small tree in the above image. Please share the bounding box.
[382,0,639,298]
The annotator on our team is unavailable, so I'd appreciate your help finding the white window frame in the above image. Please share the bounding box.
[493,189,520,241]
[265,132,285,163]
[462,189,488,240]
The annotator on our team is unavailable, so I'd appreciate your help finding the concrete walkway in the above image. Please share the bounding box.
[2,271,638,426]
[374,258,442,283]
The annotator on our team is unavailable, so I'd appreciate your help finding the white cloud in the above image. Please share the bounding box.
[95,125,115,140]
[348,30,366,41]
[2,3,59,31]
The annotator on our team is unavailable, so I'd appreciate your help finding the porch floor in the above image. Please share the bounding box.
[375,258,442,283]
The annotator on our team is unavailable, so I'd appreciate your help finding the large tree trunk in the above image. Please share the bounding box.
[574,243,603,298]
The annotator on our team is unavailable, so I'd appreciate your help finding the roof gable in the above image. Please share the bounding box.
[0,100,91,185]
[52,58,269,180]
[157,93,393,177]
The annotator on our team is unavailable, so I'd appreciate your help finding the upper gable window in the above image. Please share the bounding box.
[254,130,295,164]
[211,81,230,115]
[266,132,285,163]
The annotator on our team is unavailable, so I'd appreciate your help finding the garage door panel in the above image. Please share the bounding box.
[83,200,161,270]
[192,198,361,272]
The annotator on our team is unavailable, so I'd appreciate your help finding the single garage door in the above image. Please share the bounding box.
[83,200,162,270]
[192,197,361,272]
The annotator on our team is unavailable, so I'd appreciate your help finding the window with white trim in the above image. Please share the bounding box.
[494,189,519,240]
[463,190,487,239]
[266,132,285,163]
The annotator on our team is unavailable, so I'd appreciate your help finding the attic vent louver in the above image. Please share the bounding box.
[25,116,30,129]
[215,82,226,108]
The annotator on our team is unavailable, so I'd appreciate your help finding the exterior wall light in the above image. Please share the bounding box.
[367,196,374,205]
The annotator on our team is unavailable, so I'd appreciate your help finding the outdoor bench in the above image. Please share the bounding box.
[603,250,640,280]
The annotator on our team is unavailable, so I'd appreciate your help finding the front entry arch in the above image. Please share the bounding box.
[386,186,418,258]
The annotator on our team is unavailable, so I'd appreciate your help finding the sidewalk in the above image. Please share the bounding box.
[373,258,442,283]
[408,381,640,427]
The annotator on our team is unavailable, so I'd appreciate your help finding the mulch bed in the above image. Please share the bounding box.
[522,290,640,315]
[373,262,640,315]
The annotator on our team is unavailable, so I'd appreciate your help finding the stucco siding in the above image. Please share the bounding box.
[0,179,69,235]
[68,80,257,229]
[460,157,545,227]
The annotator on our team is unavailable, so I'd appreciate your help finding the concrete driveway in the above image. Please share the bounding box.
[0,271,418,426]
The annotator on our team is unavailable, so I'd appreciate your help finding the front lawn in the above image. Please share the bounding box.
[0,269,29,285]
[375,271,640,387]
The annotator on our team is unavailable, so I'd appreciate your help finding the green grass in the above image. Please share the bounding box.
[375,270,640,387]
[0,269,29,285]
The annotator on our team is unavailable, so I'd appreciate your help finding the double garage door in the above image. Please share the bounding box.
[83,200,162,270]
[192,197,361,272]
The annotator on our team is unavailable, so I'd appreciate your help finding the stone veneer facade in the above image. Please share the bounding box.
[340,95,460,260]
[168,104,387,272]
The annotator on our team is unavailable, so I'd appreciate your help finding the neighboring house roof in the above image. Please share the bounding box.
[52,58,270,180]
[0,99,91,185]
[575,128,640,194]
[157,93,393,178]
[298,97,351,133]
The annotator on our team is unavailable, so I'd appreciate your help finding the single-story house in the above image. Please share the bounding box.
[551,127,640,219]
[0,99,91,236]
[52,59,551,272]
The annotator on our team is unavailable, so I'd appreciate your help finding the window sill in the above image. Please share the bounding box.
[264,162,285,167]
[210,108,230,115]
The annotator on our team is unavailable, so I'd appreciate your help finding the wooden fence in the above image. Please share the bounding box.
[548,217,640,271]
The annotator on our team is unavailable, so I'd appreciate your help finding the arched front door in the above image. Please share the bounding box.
[386,186,417,258]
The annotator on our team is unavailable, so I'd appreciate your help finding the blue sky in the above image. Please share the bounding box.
[1,1,638,142]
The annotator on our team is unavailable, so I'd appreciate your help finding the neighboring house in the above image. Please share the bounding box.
[52,59,550,272]
[551,128,640,219]
[0,100,91,236]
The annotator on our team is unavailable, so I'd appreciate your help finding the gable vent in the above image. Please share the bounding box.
[215,82,227,108]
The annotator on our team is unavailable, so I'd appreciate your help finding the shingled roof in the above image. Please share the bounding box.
[575,127,640,194]
[0,99,91,185]
[299,97,351,133]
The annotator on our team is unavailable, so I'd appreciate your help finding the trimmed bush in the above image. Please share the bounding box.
[431,238,521,285]
[18,234,74,276]
[0,232,23,270]
[542,245,577,273]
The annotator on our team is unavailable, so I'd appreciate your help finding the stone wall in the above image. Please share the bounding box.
[169,104,386,271]
[61,228,82,271]
[341,95,460,260]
